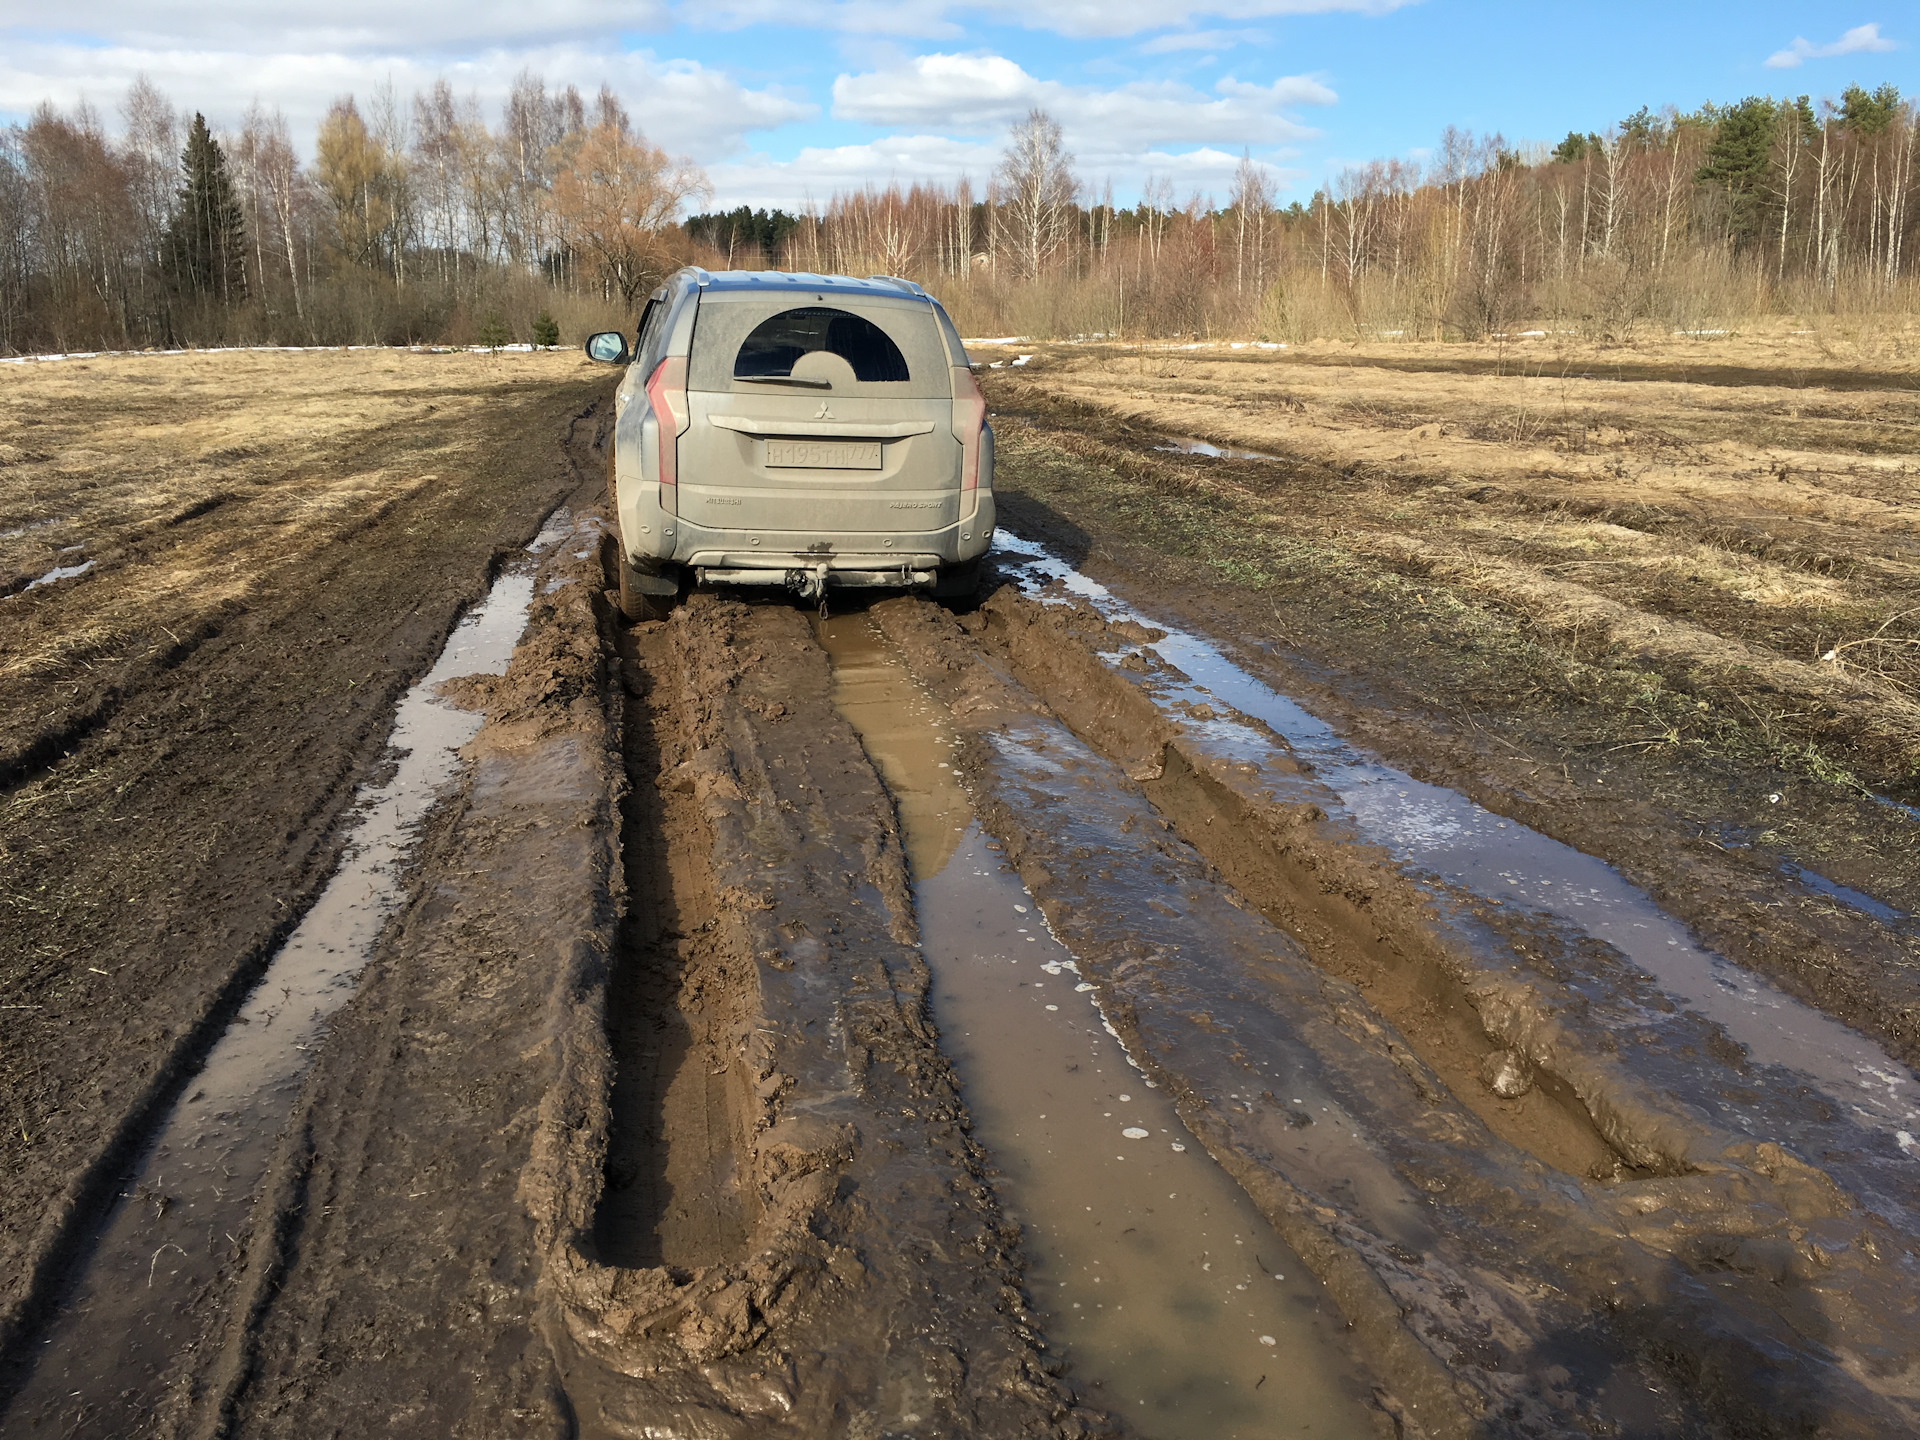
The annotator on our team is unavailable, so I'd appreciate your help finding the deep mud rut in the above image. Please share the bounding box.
[6,387,1920,1436]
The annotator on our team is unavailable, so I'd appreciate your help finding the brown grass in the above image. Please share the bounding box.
[988,331,1920,795]
[0,347,598,689]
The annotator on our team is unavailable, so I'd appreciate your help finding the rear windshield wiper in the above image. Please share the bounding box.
[735,374,833,389]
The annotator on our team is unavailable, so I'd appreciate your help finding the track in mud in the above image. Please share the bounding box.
[562,530,1920,1436]
[8,480,1920,1438]
[817,615,1377,1437]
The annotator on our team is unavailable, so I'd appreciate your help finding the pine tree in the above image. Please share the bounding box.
[1840,83,1902,135]
[165,113,248,303]
[1696,96,1778,248]
[1551,132,1593,164]
[477,312,512,348]
[531,310,559,347]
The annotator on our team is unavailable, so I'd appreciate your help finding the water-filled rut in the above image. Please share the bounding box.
[989,531,1920,1177]
[0,515,569,1436]
[818,614,1378,1439]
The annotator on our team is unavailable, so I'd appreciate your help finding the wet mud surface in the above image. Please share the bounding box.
[981,353,1920,1086]
[817,615,1382,1437]
[5,350,1920,1438]
[0,356,609,1404]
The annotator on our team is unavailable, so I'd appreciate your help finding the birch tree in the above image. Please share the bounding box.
[996,108,1077,279]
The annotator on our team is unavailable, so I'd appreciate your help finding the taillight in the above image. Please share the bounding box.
[645,355,688,509]
[952,366,986,491]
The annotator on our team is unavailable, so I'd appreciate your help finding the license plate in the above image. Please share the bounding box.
[765,438,883,469]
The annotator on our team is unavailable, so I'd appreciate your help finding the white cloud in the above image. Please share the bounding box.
[1765,22,1898,69]
[686,0,1411,41]
[1140,28,1269,53]
[705,134,1299,210]
[0,42,812,159]
[831,51,1334,150]
[708,134,1002,209]
[2,1,670,54]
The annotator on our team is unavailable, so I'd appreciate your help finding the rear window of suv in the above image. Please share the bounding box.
[689,291,953,398]
[735,307,909,383]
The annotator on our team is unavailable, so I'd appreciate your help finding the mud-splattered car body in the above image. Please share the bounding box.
[587,268,993,615]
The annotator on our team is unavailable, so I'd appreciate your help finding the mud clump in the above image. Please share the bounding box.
[1479,1050,1533,1099]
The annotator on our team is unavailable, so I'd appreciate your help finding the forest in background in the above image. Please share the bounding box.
[0,72,1915,354]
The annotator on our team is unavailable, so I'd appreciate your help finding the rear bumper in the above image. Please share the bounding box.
[616,472,995,574]
[696,564,939,589]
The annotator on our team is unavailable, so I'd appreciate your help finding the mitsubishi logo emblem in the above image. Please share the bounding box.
[815,402,833,420]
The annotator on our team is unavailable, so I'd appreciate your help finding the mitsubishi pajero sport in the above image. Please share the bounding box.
[584,269,994,620]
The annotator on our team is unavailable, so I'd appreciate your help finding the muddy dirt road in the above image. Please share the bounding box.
[3,345,1919,1439]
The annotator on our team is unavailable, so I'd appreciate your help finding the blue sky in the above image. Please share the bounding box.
[1,2,1913,209]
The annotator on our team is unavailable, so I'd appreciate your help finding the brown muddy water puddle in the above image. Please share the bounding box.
[0,512,577,1437]
[990,532,1920,1181]
[817,613,1377,1439]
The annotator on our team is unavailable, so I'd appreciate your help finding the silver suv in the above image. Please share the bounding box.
[585,268,994,620]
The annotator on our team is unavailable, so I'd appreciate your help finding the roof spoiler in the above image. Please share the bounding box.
[867,275,928,297]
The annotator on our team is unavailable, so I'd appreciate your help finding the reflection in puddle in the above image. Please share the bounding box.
[7,558,95,596]
[819,613,1374,1439]
[1155,436,1280,461]
[991,531,1920,1151]
[1782,863,1908,924]
[2,512,573,1435]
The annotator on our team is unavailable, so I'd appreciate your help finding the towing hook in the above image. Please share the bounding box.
[785,563,831,604]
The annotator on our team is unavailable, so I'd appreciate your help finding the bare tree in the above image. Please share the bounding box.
[315,98,391,269]
[549,109,708,308]
[119,80,179,247]
[1229,149,1276,294]
[996,108,1077,279]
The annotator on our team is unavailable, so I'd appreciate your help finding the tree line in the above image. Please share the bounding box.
[701,86,1918,342]
[0,75,1914,354]
[0,74,705,353]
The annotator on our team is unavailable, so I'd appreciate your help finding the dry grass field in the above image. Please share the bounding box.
[1,348,592,695]
[992,330,1920,800]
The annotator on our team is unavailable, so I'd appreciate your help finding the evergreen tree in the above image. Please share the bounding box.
[686,205,803,263]
[477,312,511,348]
[165,113,247,303]
[1619,107,1661,148]
[1839,83,1902,134]
[1551,131,1593,164]
[532,310,559,347]
[1695,96,1777,247]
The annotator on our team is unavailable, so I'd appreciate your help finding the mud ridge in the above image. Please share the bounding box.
[972,585,1660,1181]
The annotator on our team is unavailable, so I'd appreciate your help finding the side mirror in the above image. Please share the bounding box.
[584,331,630,365]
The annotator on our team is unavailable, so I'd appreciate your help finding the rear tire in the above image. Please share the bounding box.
[931,558,982,602]
[617,554,678,622]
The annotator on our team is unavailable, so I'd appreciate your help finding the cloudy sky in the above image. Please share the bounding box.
[1,1,1912,209]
